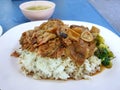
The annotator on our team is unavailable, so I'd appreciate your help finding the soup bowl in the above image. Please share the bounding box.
[19,1,56,21]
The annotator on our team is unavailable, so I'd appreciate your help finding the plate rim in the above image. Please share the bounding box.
[1,20,120,39]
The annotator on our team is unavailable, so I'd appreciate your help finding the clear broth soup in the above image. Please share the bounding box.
[26,5,51,10]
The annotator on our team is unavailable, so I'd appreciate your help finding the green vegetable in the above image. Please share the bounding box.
[95,34,104,46]
[95,34,114,68]
[102,57,110,66]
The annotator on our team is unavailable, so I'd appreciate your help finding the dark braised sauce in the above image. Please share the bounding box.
[92,65,105,76]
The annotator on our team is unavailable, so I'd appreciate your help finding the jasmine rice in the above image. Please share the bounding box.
[19,50,101,80]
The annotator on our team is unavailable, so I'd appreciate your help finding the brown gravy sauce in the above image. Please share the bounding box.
[92,65,106,76]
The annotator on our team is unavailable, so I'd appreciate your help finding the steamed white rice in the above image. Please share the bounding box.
[18,50,101,80]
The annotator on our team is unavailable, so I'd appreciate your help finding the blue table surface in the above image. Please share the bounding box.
[0,0,119,36]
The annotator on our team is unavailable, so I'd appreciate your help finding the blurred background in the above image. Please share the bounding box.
[0,0,120,36]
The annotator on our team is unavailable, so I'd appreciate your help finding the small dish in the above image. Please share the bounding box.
[0,25,3,36]
[19,1,56,21]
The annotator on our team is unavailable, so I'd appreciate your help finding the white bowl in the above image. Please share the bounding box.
[19,1,56,21]
[0,25,3,36]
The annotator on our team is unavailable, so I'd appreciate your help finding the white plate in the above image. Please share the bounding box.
[0,21,120,90]
[0,25,3,36]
